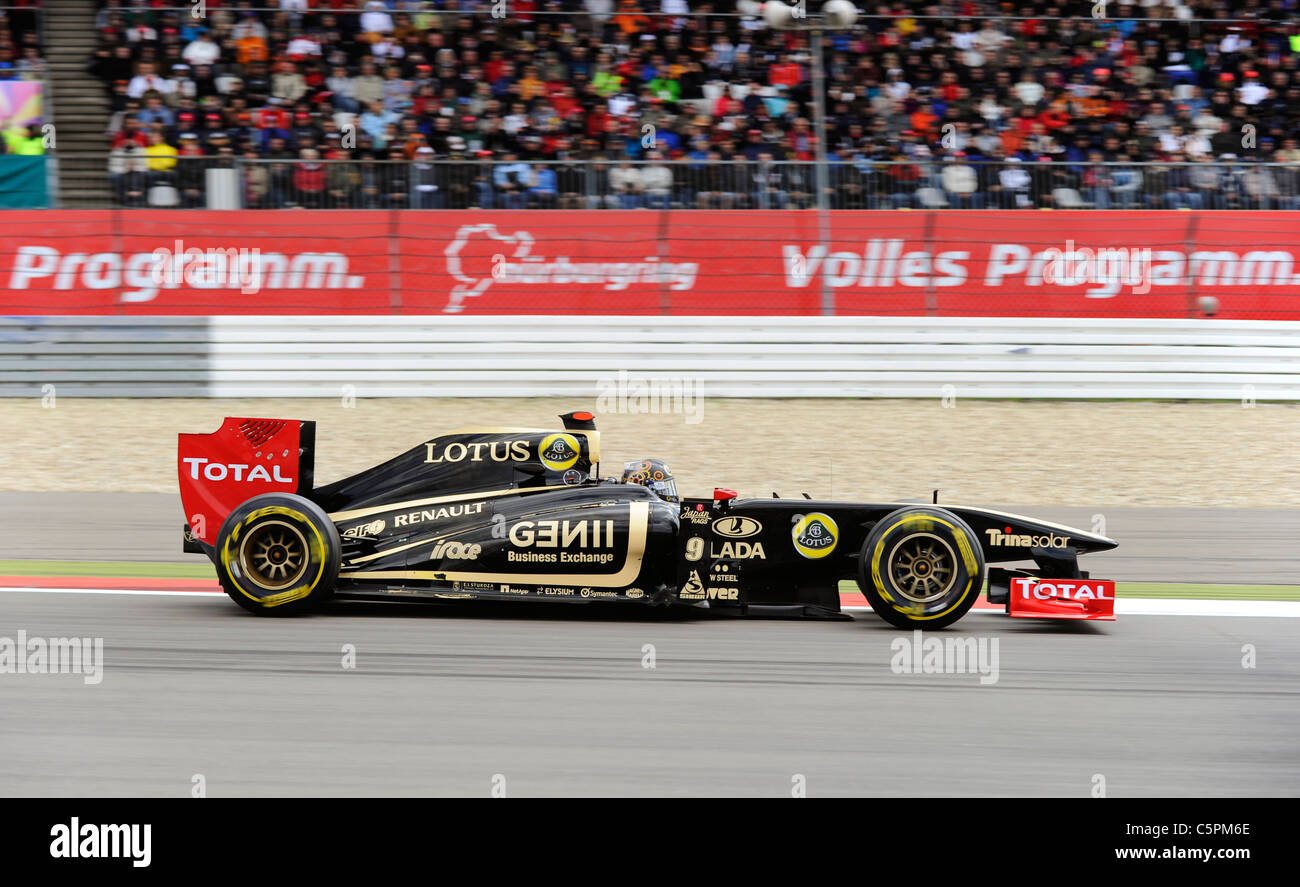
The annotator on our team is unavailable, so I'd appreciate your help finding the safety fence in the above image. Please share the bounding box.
[81,158,1300,212]
[2,209,1300,318]
[3,315,1298,399]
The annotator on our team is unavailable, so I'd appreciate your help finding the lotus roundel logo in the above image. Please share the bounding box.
[712,516,762,539]
[792,513,838,559]
[539,433,580,471]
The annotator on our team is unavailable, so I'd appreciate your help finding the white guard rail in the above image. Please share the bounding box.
[1,316,1298,399]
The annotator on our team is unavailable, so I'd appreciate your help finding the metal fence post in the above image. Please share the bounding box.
[387,208,402,313]
[1183,211,1200,319]
[810,26,833,317]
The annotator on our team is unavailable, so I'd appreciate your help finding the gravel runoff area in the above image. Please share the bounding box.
[2,398,1297,508]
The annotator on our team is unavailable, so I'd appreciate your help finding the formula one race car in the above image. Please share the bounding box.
[179,413,1118,629]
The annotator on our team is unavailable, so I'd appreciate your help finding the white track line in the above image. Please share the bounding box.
[1,587,1298,617]
[1117,598,1300,618]
[0,587,225,597]
[846,598,1300,618]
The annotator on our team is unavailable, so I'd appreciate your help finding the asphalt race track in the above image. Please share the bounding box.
[1,592,1297,796]
[1,493,1297,796]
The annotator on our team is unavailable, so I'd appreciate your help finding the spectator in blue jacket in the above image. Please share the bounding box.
[491,153,531,209]
[528,163,557,208]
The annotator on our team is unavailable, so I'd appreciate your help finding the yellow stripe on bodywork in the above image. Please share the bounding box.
[330,486,550,523]
[344,530,458,565]
[339,502,648,588]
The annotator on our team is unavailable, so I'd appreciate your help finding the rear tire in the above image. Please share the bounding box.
[857,506,985,630]
[215,493,340,615]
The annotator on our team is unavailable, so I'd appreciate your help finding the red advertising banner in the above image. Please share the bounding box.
[2,210,1298,318]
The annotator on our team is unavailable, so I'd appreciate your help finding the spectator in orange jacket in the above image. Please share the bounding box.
[614,1,650,36]
[236,35,268,66]
[909,105,939,136]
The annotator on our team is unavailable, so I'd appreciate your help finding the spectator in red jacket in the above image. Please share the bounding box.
[291,147,326,207]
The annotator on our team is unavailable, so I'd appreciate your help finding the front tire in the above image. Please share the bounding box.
[857,506,985,630]
[215,493,340,615]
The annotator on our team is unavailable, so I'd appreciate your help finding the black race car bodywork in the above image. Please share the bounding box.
[179,412,1119,628]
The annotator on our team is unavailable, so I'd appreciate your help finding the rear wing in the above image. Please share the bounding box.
[178,418,316,546]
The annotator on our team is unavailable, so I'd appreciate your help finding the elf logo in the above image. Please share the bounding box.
[343,519,385,539]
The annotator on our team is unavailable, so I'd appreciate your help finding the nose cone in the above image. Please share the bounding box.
[1073,532,1119,554]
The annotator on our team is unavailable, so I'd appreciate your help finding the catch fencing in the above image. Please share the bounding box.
[79,158,1300,214]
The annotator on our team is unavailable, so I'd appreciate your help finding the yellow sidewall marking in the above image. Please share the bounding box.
[869,513,981,620]
[221,505,328,608]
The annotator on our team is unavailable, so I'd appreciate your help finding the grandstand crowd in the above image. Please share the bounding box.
[0,0,41,76]
[80,0,1300,208]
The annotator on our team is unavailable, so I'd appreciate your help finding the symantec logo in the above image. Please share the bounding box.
[443,223,698,313]
[7,245,365,302]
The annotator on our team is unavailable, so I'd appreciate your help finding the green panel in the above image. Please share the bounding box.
[0,155,48,208]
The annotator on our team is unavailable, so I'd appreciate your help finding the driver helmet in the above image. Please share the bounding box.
[621,458,678,502]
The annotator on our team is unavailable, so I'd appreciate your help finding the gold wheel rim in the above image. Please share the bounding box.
[239,520,309,591]
[888,533,958,604]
